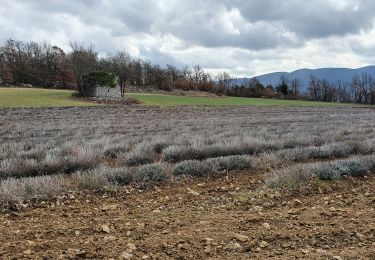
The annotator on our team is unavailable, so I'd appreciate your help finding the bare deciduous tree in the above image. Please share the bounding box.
[290,78,303,99]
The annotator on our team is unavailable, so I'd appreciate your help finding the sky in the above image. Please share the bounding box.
[1,0,375,77]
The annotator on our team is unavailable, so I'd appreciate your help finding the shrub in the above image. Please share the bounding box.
[276,148,305,162]
[333,160,367,177]
[107,168,133,186]
[122,97,141,105]
[163,145,202,163]
[325,143,354,158]
[0,175,66,208]
[311,164,341,181]
[125,153,153,167]
[133,163,166,184]
[253,153,284,169]
[63,152,101,173]
[266,156,374,189]
[0,148,101,179]
[21,175,66,199]
[361,156,375,172]
[152,142,170,154]
[174,160,209,177]
[103,147,129,158]
[266,164,316,189]
[163,139,309,164]
[312,160,367,180]
[19,149,46,161]
[275,142,368,163]
[0,158,39,179]
[164,144,237,163]
[73,167,111,190]
[347,140,373,154]
[174,155,252,177]
[207,155,252,172]
[123,143,155,167]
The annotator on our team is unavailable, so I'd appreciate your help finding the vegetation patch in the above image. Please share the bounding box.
[133,163,167,185]
[266,156,374,189]
[0,88,96,108]
[1,105,374,208]
[126,93,358,107]
[173,155,253,177]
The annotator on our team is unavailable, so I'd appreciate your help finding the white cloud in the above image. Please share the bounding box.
[0,0,374,77]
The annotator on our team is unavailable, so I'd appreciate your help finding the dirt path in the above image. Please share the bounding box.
[1,172,374,259]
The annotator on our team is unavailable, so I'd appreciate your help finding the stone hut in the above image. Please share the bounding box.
[95,85,122,99]
[80,71,122,99]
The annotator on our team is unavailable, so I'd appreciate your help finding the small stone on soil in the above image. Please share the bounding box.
[101,224,110,233]
[187,188,200,196]
[127,243,136,252]
[259,241,268,248]
[262,222,271,230]
[225,242,242,251]
[233,233,249,242]
[119,252,134,259]
[316,249,328,255]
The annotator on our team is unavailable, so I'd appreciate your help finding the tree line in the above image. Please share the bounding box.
[0,39,228,93]
[229,73,375,105]
[0,39,374,104]
[306,74,375,105]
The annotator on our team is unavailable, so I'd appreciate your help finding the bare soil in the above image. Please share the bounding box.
[1,171,374,259]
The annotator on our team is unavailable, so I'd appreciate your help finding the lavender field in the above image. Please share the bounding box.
[1,105,374,208]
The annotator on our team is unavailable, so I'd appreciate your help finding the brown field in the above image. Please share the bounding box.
[1,171,374,259]
[0,105,374,259]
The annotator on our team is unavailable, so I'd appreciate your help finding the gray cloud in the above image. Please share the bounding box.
[225,0,375,37]
[0,0,375,76]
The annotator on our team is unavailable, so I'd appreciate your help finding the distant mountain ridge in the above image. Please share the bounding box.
[233,65,375,92]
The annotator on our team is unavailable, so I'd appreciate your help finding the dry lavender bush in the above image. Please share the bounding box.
[0,105,374,207]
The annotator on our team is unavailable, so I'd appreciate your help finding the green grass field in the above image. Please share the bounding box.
[0,88,96,108]
[0,88,363,108]
[127,93,357,107]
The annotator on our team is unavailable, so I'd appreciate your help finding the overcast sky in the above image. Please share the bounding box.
[1,0,375,77]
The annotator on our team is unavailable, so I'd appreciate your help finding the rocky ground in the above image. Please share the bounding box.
[0,171,374,259]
